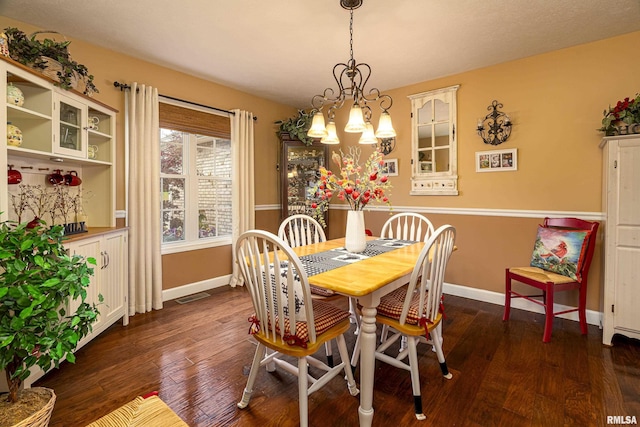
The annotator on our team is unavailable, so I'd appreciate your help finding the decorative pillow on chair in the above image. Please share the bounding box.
[264,261,307,318]
[529,226,591,282]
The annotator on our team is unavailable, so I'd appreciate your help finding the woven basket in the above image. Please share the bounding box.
[38,56,62,80]
[28,31,85,93]
[12,388,56,427]
[39,56,84,92]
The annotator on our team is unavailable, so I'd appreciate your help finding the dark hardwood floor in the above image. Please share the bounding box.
[35,286,640,426]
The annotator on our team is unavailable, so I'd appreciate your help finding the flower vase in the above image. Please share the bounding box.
[345,210,367,253]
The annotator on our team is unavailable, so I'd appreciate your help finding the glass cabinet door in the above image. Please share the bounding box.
[280,135,328,230]
[54,94,86,158]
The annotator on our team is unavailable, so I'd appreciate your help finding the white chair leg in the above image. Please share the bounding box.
[336,334,360,396]
[380,324,389,344]
[324,341,334,368]
[237,343,265,409]
[431,322,443,353]
[265,348,276,372]
[430,326,452,380]
[350,328,361,370]
[406,336,426,421]
[400,335,408,353]
[349,297,360,335]
[298,356,309,427]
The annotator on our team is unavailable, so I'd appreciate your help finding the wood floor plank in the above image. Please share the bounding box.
[31,287,640,427]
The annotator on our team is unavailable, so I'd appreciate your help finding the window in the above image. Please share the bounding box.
[159,98,232,253]
[409,85,459,195]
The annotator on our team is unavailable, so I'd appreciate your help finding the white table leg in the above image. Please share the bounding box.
[358,305,377,427]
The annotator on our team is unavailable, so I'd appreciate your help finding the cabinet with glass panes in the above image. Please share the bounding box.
[1,55,117,228]
[279,133,328,231]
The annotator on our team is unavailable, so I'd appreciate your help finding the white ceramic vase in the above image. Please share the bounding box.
[345,210,367,253]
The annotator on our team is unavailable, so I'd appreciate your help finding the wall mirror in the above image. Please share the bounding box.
[409,85,459,195]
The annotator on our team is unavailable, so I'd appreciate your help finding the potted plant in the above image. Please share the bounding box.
[0,219,100,425]
[275,109,317,146]
[3,27,99,96]
[600,93,640,136]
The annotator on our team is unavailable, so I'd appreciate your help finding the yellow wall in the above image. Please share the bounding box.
[0,16,297,289]
[5,13,639,312]
[381,33,640,211]
[259,30,640,312]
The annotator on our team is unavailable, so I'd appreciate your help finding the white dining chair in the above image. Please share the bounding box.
[278,214,326,248]
[378,213,436,349]
[235,230,359,427]
[380,212,435,242]
[278,214,358,367]
[351,225,456,420]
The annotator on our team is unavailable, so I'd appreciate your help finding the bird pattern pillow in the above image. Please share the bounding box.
[529,226,591,282]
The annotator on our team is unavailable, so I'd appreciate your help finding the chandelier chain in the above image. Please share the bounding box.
[349,8,354,63]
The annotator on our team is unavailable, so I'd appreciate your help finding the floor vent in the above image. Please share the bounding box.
[175,292,211,304]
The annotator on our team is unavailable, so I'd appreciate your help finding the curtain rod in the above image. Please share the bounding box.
[113,81,258,120]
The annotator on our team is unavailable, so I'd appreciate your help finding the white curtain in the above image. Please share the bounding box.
[126,82,163,313]
[230,109,255,287]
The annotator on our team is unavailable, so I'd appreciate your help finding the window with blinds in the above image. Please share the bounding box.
[159,99,233,251]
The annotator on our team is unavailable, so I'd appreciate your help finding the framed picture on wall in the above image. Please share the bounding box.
[476,148,517,172]
[381,158,398,176]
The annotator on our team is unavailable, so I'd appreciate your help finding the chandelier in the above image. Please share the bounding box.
[307,0,396,147]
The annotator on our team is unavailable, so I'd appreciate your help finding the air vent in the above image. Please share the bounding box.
[175,292,211,304]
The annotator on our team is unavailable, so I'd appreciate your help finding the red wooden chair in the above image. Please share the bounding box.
[503,217,599,342]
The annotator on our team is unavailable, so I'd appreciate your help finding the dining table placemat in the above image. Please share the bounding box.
[298,238,416,277]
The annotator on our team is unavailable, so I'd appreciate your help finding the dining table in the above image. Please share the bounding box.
[290,236,427,427]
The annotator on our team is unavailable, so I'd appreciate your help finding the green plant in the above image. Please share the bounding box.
[3,27,99,95]
[0,219,100,403]
[275,109,317,146]
[600,93,640,135]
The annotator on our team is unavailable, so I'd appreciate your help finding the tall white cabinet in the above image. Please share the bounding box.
[0,57,129,387]
[600,135,640,345]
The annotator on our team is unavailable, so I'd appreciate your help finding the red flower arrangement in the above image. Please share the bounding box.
[600,93,640,135]
[310,147,392,224]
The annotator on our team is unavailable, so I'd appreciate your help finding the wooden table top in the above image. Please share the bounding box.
[290,237,426,297]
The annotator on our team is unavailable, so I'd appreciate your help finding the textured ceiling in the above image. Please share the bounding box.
[2,0,640,108]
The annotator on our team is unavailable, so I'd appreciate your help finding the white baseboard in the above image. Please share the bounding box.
[161,276,602,327]
[162,274,232,302]
[443,282,602,327]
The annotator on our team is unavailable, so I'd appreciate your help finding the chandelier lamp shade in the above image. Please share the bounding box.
[307,0,396,147]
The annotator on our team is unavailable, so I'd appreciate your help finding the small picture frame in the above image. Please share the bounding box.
[381,158,398,176]
[476,148,517,172]
[419,161,433,173]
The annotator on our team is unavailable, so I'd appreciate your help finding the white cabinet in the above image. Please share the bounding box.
[1,56,116,228]
[601,135,640,345]
[65,229,129,347]
[0,57,126,388]
[21,229,129,387]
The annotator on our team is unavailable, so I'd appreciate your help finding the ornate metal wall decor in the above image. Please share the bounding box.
[476,100,512,145]
[378,137,395,155]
